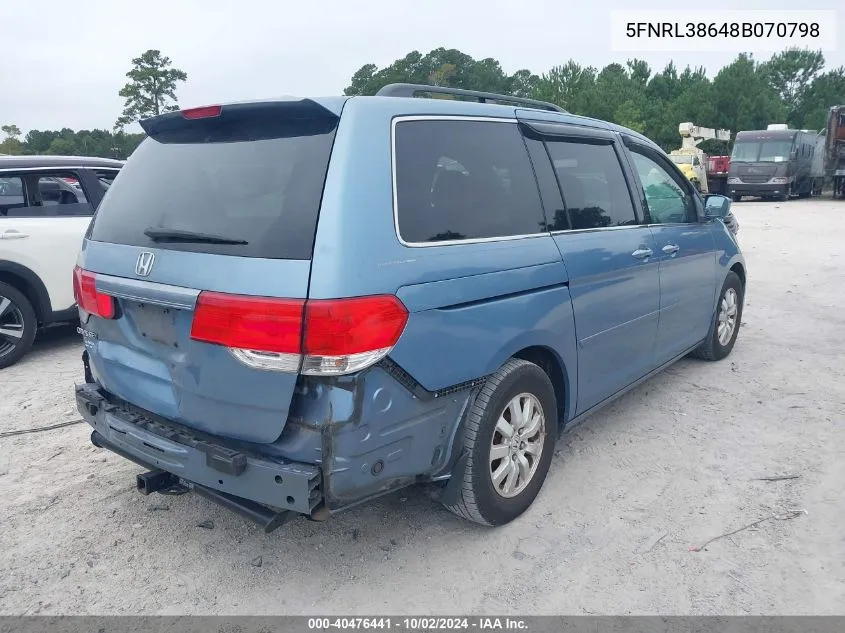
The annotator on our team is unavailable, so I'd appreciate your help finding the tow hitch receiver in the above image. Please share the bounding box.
[136,470,187,495]
[133,467,293,533]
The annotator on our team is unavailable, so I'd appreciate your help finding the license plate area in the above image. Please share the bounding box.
[128,302,180,348]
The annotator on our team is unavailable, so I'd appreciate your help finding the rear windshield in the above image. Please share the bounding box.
[89,118,337,260]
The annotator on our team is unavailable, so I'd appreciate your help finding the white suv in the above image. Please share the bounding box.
[0,156,122,368]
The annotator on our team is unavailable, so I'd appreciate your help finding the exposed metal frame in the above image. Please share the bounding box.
[377,83,566,113]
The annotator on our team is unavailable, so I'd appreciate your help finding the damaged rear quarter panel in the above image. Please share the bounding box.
[286,366,472,510]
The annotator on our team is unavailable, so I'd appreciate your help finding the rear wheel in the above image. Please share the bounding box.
[443,359,557,526]
[731,194,742,203]
[0,282,37,369]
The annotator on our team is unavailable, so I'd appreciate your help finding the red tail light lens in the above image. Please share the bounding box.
[190,292,304,353]
[304,296,409,356]
[189,292,409,375]
[181,105,222,120]
[73,266,115,319]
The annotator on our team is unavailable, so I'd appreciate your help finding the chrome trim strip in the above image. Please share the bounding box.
[390,115,549,249]
[0,166,121,173]
[549,224,651,236]
[93,273,199,310]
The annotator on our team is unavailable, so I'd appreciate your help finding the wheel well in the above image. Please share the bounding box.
[0,271,46,323]
[512,346,567,427]
[730,262,745,287]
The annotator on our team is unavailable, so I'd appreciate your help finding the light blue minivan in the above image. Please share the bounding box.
[73,84,745,531]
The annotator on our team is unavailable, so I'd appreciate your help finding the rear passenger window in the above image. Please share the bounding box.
[394,120,545,243]
[36,174,93,217]
[545,141,638,230]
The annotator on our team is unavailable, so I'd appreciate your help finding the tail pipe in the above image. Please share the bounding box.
[90,431,292,533]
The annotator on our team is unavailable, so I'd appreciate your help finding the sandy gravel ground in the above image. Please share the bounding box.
[1,198,843,616]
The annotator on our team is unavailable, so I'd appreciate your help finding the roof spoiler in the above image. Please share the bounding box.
[139,99,339,142]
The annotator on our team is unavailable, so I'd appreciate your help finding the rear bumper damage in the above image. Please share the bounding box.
[76,345,478,530]
[76,382,323,530]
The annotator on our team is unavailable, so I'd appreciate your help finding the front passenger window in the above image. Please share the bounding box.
[629,150,696,224]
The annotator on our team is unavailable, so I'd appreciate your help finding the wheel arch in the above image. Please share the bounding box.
[512,345,571,428]
[0,261,52,324]
[730,261,746,288]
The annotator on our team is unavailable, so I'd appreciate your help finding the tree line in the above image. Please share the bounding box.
[346,48,845,152]
[2,47,844,159]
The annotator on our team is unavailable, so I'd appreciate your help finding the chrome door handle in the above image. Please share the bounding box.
[0,229,29,240]
[632,248,653,259]
[662,244,680,254]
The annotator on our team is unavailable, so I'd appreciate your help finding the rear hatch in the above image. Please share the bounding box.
[77,99,341,444]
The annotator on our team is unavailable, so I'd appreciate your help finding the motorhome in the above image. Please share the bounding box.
[728,125,818,201]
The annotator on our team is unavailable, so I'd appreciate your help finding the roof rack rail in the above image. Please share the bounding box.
[375,83,567,113]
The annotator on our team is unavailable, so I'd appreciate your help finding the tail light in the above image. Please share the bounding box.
[73,266,115,319]
[190,292,409,375]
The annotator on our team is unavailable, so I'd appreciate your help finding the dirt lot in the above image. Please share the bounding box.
[1,198,843,616]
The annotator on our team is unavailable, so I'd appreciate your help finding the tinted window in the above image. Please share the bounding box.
[96,170,119,190]
[629,148,696,224]
[524,138,568,231]
[545,141,637,230]
[1,172,94,218]
[0,176,26,216]
[394,120,545,243]
[36,174,93,217]
[90,119,337,260]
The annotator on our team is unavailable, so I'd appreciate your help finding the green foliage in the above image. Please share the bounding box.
[345,48,845,152]
[343,47,534,99]
[762,49,825,127]
[0,124,23,155]
[5,128,144,159]
[115,49,188,130]
[799,66,845,131]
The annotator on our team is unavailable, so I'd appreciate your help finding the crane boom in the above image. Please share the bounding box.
[678,122,731,148]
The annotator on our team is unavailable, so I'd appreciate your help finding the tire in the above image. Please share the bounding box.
[691,271,743,362]
[442,358,557,526]
[731,195,742,203]
[0,282,38,369]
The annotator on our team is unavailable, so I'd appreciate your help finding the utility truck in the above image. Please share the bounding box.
[669,122,731,194]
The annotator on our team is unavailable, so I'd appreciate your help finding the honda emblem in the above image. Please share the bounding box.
[135,251,155,277]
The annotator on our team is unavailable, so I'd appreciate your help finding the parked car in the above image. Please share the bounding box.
[0,155,123,368]
[73,86,745,531]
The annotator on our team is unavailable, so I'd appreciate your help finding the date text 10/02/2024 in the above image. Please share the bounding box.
[307,618,529,631]
[625,21,820,38]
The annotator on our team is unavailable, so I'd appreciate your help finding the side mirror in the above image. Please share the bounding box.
[704,194,731,219]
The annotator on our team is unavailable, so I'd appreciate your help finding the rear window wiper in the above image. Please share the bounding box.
[143,227,248,245]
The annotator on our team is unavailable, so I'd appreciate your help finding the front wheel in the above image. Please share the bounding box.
[0,282,38,369]
[443,359,557,526]
[691,272,743,362]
